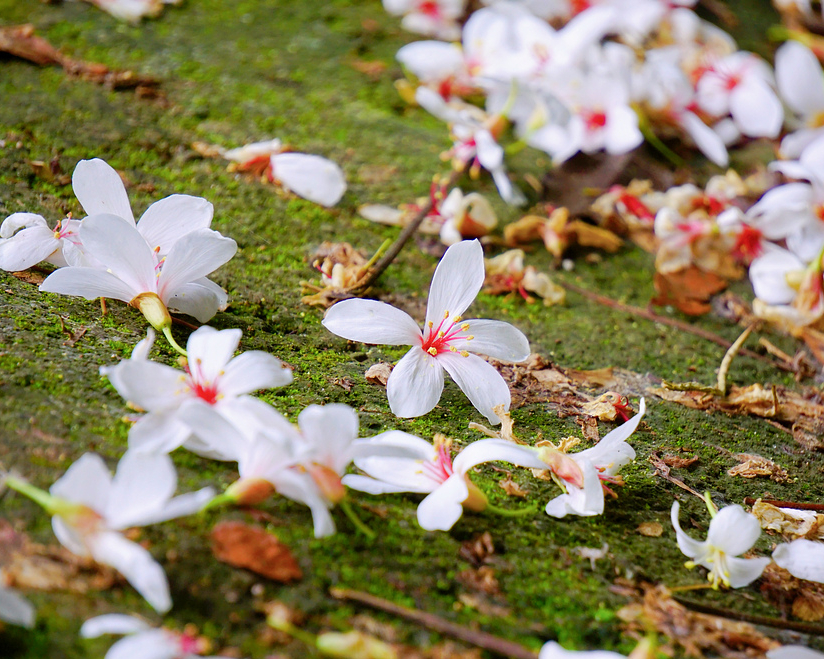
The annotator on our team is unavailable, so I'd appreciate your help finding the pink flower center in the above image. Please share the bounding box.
[422,443,454,484]
[583,110,607,132]
[178,633,201,655]
[417,0,441,18]
[420,311,472,357]
[732,225,763,261]
[184,358,221,405]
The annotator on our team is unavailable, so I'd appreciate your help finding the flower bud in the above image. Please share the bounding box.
[130,292,171,331]
[316,631,397,659]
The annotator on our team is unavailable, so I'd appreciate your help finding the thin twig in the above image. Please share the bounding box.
[557,280,782,369]
[345,166,466,296]
[673,596,824,635]
[743,497,824,512]
[716,324,753,395]
[329,587,539,659]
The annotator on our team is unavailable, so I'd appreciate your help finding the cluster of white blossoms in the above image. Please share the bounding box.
[382,0,797,205]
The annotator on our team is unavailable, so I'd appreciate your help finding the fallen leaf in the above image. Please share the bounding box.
[456,566,500,596]
[348,58,388,79]
[760,563,824,622]
[661,454,699,469]
[456,592,510,617]
[211,521,302,582]
[651,267,728,316]
[498,475,528,498]
[637,522,663,537]
[618,582,779,657]
[365,362,392,386]
[458,532,494,567]
[751,500,824,540]
[728,453,791,483]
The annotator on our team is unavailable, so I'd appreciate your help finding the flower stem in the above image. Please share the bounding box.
[703,491,718,518]
[484,501,540,517]
[635,108,687,168]
[668,583,715,593]
[339,500,375,540]
[200,491,235,512]
[162,326,188,356]
[5,476,66,515]
[362,238,392,271]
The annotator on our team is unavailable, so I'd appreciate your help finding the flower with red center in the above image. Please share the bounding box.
[101,326,293,456]
[732,225,764,261]
[323,240,530,423]
[343,432,548,531]
[80,614,239,659]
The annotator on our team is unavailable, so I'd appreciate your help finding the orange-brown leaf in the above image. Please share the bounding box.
[211,521,302,582]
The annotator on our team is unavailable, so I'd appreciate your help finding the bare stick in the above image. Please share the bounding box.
[716,324,753,395]
[557,280,782,369]
[329,587,539,659]
[674,596,824,635]
[743,497,824,512]
[346,166,466,296]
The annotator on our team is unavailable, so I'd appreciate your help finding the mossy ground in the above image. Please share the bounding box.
[1,0,823,657]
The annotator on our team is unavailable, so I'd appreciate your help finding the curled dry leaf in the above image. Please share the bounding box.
[661,453,699,469]
[456,566,500,596]
[504,208,622,260]
[483,249,565,307]
[617,582,779,657]
[459,532,495,567]
[498,475,528,498]
[301,242,369,307]
[728,453,791,483]
[760,563,824,622]
[752,500,824,540]
[365,362,393,386]
[211,521,302,582]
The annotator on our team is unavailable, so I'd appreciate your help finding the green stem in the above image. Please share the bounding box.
[703,491,718,518]
[362,238,392,271]
[635,108,687,168]
[339,499,375,540]
[504,139,528,156]
[267,617,318,647]
[162,326,188,356]
[5,476,69,515]
[484,501,540,517]
[200,490,235,512]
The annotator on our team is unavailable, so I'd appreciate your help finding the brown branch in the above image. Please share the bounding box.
[329,587,539,659]
[345,166,467,296]
[557,280,783,369]
[744,497,824,512]
[673,596,824,636]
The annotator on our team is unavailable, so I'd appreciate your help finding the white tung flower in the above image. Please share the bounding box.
[0,584,35,629]
[322,240,530,424]
[670,500,770,588]
[773,538,824,584]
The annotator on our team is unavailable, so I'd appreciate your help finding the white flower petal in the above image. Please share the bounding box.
[186,326,242,383]
[725,555,770,588]
[271,153,347,207]
[0,587,35,628]
[417,474,468,531]
[176,399,250,462]
[50,453,112,510]
[425,239,485,326]
[157,229,237,301]
[90,531,171,613]
[79,214,157,293]
[39,266,140,304]
[730,79,783,138]
[52,517,90,557]
[773,539,824,583]
[272,469,336,538]
[104,452,177,529]
[453,438,545,474]
[219,350,293,397]
[105,359,188,412]
[298,403,359,472]
[322,299,421,346]
[79,614,152,638]
[166,278,227,323]
[768,647,824,659]
[680,111,728,167]
[544,459,604,518]
[0,222,60,271]
[127,412,192,455]
[0,212,48,238]
[137,194,214,253]
[386,347,445,418]
[348,432,439,494]
[72,159,135,223]
[438,351,510,424]
[776,41,824,117]
[670,500,707,559]
[104,630,178,659]
[706,504,762,556]
[451,319,529,362]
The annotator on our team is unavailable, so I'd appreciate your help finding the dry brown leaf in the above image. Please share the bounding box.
[637,522,664,537]
[301,242,370,307]
[760,563,824,622]
[458,532,494,567]
[348,58,388,79]
[456,566,500,596]
[661,453,699,469]
[9,269,48,285]
[567,220,623,252]
[498,475,528,498]
[365,362,392,386]
[649,453,704,498]
[0,25,160,94]
[618,582,779,657]
[752,500,824,540]
[801,326,824,366]
[728,454,791,483]
[456,592,510,617]
[211,521,302,582]
[651,266,728,316]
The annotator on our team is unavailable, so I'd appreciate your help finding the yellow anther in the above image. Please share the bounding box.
[460,350,469,357]
[449,346,458,352]
[428,321,434,328]
[443,310,450,319]
[460,323,470,331]
[466,335,474,340]
[437,331,445,338]
[453,315,462,323]
[427,347,438,356]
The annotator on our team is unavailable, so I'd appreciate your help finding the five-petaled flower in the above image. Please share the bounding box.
[322,240,530,423]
